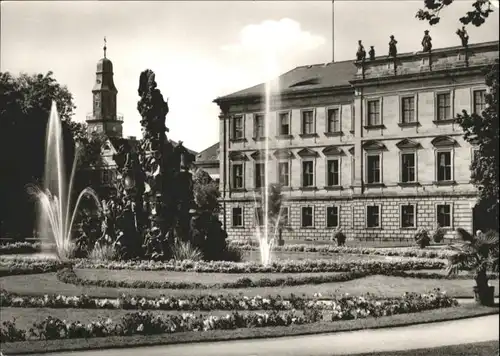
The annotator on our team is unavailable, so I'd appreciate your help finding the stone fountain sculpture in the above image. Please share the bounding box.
[79,70,198,260]
[136,70,195,259]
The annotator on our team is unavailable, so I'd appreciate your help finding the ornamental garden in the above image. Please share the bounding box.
[0,70,498,355]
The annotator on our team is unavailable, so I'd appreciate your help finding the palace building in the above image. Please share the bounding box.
[213,40,499,241]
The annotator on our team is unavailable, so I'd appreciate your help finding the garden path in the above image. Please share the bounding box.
[46,312,499,356]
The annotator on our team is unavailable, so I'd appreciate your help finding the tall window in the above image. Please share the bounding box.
[255,163,265,188]
[232,207,243,227]
[326,206,339,228]
[436,204,451,228]
[327,108,341,133]
[401,153,416,183]
[367,100,380,126]
[254,114,265,138]
[232,116,244,139]
[437,151,452,181]
[278,162,290,186]
[302,110,314,134]
[279,112,290,135]
[232,164,243,189]
[366,154,381,184]
[401,97,415,123]
[366,205,380,228]
[473,90,487,114]
[401,204,415,228]
[436,93,451,121]
[280,207,289,226]
[302,161,314,187]
[327,159,340,186]
[301,207,313,227]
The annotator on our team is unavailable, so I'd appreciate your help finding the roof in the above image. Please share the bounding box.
[108,136,197,156]
[170,139,198,156]
[214,59,356,102]
[195,142,219,163]
[214,40,499,103]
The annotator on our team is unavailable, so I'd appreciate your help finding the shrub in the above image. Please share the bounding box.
[171,240,203,261]
[218,245,243,262]
[332,228,347,247]
[432,226,446,243]
[414,228,431,249]
[89,243,118,261]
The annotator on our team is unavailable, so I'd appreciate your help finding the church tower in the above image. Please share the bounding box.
[86,38,123,138]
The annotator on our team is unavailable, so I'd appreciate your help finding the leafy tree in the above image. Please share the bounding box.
[416,0,495,27]
[192,168,220,215]
[416,1,499,230]
[76,132,107,170]
[191,169,227,260]
[0,71,77,238]
[457,61,499,229]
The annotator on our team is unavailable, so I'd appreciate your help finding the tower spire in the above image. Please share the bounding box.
[103,36,107,58]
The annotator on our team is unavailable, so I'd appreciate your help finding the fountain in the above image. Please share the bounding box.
[252,54,284,266]
[29,101,101,260]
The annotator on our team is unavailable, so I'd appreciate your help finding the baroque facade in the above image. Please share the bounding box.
[214,40,499,241]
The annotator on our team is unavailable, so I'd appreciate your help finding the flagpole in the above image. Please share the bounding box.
[332,0,335,62]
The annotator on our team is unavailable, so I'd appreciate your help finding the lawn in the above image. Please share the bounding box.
[354,340,499,356]
[1,271,498,299]
[75,269,343,284]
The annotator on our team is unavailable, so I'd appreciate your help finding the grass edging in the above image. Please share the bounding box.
[2,304,498,355]
[351,340,499,356]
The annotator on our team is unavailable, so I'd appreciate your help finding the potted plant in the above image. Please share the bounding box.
[432,224,446,244]
[332,227,346,247]
[447,228,499,306]
[414,228,431,249]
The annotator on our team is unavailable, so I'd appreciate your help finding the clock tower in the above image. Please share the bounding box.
[86,38,123,138]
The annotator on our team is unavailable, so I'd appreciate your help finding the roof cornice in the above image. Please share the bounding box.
[214,85,353,106]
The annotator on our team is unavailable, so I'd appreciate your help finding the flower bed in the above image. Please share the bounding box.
[57,268,371,289]
[0,242,47,255]
[0,290,349,311]
[0,240,456,259]
[229,240,456,259]
[0,290,458,342]
[0,257,446,277]
[72,258,446,273]
[0,259,67,277]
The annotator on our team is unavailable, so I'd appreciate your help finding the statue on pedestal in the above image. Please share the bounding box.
[356,40,366,61]
[421,30,432,52]
[456,26,469,48]
[369,46,375,60]
[389,35,398,57]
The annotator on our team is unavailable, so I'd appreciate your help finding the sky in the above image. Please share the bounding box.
[1,1,499,153]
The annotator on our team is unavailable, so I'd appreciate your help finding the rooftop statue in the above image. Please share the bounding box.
[456,26,469,48]
[356,40,366,61]
[369,46,375,60]
[422,30,432,52]
[389,35,398,57]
